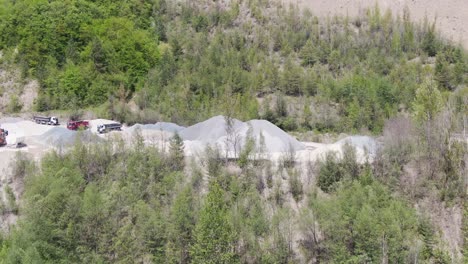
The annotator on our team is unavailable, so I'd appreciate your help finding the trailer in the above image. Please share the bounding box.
[97,123,122,134]
[33,116,59,125]
[67,120,90,130]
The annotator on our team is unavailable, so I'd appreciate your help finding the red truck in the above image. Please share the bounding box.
[0,128,8,146]
[67,120,90,130]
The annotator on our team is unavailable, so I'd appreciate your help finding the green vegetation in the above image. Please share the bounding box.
[0,0,466,131]
[0,0,466,262]
[1,124,463,263]
[317,142,360,192]
[308,179,420,263]
[0,137,437,263]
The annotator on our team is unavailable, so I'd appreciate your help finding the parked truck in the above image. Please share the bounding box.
[67,120,90,130]
[33,116,59,125]
[0,128,8,146]
[97,123,122,134]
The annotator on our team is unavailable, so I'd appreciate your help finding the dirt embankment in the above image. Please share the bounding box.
[283,0,468,50]
[0,62,39,113]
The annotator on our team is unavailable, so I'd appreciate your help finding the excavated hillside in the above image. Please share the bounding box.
[286,0,468,49]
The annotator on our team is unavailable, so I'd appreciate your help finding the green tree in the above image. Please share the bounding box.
[169,132,185,171]
[299,39,317,66]
[402,7,415,53]
[434,53,452,90]
[311,179,421,263]
[422,17,438,56]
[166,186,196,263]
[317,151,344,193]
[280,58,303,95]
[190,182,238,263]
[79,184,105,254]
[413,79,443,123]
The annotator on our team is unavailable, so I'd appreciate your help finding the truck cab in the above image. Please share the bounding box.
[50,116,59,125]
[0,128,8,146]
[97,123,122,134]
[67,120,89,130]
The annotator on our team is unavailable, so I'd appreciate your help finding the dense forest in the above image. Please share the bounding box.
[0,0,467,263]
[0,129,464,263]
[0,0,466,132]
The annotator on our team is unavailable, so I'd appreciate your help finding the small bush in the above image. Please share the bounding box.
[7,95,22,113]
[11,152,35,181]
[289,170,303,202]
[317,151,344,193]
[281,143,296,168]
[5,186,18,214]
[278,117,298,131]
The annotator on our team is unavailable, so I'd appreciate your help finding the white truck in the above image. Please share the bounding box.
[33,116,59,125]
[97,123,122,134]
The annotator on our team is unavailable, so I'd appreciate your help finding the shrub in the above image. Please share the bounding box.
[317,151,343,192]
[7,95,22,113]
[289,170,303,202]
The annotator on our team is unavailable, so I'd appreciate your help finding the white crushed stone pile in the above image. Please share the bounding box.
[0,117,23,124]
[15,120,55,137]
[35,127,99,148]
[180,116,305,154]
[244,120,305,152]
[152,122,185,133]
[302,136,378,164]
[180,115,245,143]
[336,136,378,155]
[127,122,185,133]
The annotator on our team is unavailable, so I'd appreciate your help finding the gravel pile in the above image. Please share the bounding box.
[180,116,305,153]
[16,120,55,137]
[336,136,378,155]
[243,120,305,152]
[0,117,23,123]
[180,116,245,143]
[153,122,185,133]
[36,127,99,148]
[127,122,185,133]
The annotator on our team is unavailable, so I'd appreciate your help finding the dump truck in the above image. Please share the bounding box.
[33,116,59,125]
[97,123,122,134]
[0,128,8,146]
[67,120,90,130]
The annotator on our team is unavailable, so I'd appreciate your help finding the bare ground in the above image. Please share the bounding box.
[0,66,38,113]
[283,0,468,49]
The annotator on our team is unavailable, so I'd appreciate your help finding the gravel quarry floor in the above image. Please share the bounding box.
[0,116,378,176]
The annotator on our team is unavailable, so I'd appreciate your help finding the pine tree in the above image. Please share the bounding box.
[402,7,415,53]
[166,186,195,263]
[435,53,451,90]
[299,39,317,66]
[421,17,438,57]
[281,58,303,95]
[190,182,238,263]
[169,132,185,171]
[302,103,313,129]
[413,79,443,123]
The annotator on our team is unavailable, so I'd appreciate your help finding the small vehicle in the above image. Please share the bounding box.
[33,116,59,125]
[97,123,122,134]
[0,128,8,146]
[67,120,90,130]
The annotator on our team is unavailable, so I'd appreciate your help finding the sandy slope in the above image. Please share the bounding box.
[283,0,468,49]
